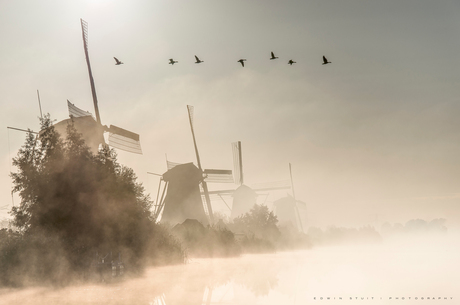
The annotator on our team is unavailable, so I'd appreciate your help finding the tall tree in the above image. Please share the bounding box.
[10,115,153,269]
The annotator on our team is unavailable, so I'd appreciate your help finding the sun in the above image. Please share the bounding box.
[85,0,112,8]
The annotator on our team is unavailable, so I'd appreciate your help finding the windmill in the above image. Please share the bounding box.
[53,19,142,154]
[151,105,234,226]
[273,163,305,232]
[226,150,306,232]
[232,141,293,218]
[200,141,293,219]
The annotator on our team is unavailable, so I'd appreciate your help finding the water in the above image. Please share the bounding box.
[1,236,459,304]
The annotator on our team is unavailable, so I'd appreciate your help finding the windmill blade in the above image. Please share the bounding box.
[204,169,233,183]
[206,189,235,195]
[80,19,102,124]
[67,100,95,119]
[232,141,243,185]
[166,159,184,170]
[186,105,214,223]
[199,184,211,217]
[250,179,292,191]
[187,105,195,129]
[107,124,142,154]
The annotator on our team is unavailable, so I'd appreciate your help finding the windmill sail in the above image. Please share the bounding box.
[80,19,101,124]
[51,21,144,156]
[204,169,234,183]
[165,159,232,182]
[232,141,243,185]
[167,160,183,170]
[67,100,95,119]
[107,124,142,154]
[250,179,291,191]
[187,105,214,223]
[64,101,142,154]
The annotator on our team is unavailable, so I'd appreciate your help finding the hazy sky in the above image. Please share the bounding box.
[1,0,459,227]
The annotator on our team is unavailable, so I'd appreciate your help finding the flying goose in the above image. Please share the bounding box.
[194,55,204,64]
[322,56,331,65]
[270,52,278,60]
[288,59,296,65]
[169,58,178,65]
[113,57,123,65]
[237,59,246,67]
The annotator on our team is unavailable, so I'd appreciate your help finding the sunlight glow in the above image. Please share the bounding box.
[85,0,112,9]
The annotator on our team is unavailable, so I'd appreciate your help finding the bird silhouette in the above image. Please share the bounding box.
[194,55,204,64]
[169,58,178,65]
[113,57,123,65]
[288,59,296,65]
[270,52,278,60]
[322,56,331,65]
[237,59,246,67]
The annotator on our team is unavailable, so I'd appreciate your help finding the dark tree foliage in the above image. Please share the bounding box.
[231,204,281,246]
[2,115,183,286]
[171,219,241,257]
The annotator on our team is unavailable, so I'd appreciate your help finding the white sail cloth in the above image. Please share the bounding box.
[66,100,142,154]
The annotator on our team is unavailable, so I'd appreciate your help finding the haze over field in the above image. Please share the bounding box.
[1,0,460,229]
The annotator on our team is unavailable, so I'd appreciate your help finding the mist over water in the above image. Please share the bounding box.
[1,232,458,305]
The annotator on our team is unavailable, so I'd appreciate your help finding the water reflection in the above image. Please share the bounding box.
[1,237,459,305]
[147,252,287,305]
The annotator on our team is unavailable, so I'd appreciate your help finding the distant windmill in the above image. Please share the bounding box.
[205,141,292,219]
[226,149,305,231]
[53,19,143,154]
[151,106,234,225]
[273,196,306,232]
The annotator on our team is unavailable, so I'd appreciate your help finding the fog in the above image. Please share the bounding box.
[1,232,458,304]
[1,0,460,302]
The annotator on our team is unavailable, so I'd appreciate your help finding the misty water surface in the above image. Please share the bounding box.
[1,235,458,305]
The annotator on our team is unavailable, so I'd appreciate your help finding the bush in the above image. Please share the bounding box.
[171,219,241,257]
[230,204,281,244]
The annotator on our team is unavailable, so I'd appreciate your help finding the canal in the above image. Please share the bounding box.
[1,235,458,304]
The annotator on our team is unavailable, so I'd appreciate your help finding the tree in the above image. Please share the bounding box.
[3,115,180,285]
[232,204,280,243]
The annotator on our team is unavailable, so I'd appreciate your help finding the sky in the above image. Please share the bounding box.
[1,0,460,228]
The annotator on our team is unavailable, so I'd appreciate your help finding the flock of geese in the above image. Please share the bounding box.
[113,52,332,67]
